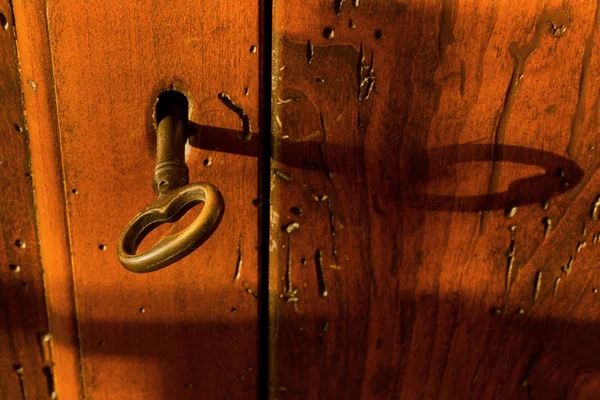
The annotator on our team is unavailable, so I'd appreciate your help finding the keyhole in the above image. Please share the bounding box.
[155,90,189,127]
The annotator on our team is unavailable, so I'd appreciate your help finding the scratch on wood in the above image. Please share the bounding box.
[326,197,340,268]
[234,234,243,281]
[594,232,600,244]
[312,193,329,202]
[471,362,481,385]
[295,130,321,142]
[37,331,53,364]
[352,0,359,7]
[277,97,301,105]
[242,281,259,299]
[505,225,517,296]
[519,345,545,391]
[576,241,586,253]
[274,169,292,182]
[319,112,333,180]
[561,255,575,275]
[307,40,314,63]
[481,10,570,231]
[568,0,600,156]
[358,43,376,101]
[591,195,600,220]
[391,241,400,275]
[218,92,252,141]
[554,277,561,297]
[281,234,298,303]
[542,217,552,238]
[319,321,329,336]
[533,270,542,303]
[282,222,300,234]
[13,364,26,400]
[315,249,328,297]
[334,0,344,15]
[505,203,519,219]
[42,366,57,399]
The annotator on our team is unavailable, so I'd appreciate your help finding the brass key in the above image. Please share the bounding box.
[117,90,224,273]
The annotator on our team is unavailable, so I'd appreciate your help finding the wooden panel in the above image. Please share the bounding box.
[0,1,53,398]
[44,1,262,399]
[271,0,600,398]
[11,0,83,397]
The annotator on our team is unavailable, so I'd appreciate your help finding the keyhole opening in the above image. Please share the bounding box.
[155,90,189,127]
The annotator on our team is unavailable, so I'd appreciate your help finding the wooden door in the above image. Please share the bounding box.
[269,1,600,399]
[3,0,600,399]
[3,0,263,399]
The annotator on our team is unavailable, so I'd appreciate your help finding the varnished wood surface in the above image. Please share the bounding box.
[10,1,262,399]
[271,1,600,398]
[12,0,84,397]
[0,2,52,398]
[5,0,600,398]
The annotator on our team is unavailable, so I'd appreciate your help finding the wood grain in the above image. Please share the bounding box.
[11,0,84,397]
[39,1,261,398]
[0,1,52,398]
[270,0,600,398]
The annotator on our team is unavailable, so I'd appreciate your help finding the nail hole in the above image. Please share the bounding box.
[290,206,303,216]
[231,307,237,312]
[71,189,78,194]
[349,19,356,29]
[0,12,8,30]
[374,29,383,39]
[139,307,146,313]
[316,78,325,83]
[14,124,22,132]
[98,244,107,251]
[15,239,25,249]
[244,87,249,96]
[9,264,20,272]
[323,27,335,39]
[252,198,262,207]
[203,158,212,166]
[250,45,257,53]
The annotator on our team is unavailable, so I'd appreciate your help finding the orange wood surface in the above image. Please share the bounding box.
[4,0,600,399]
[9,0,263,399]
[12,0,84,397]
[0,1,53,398]
[270,0,600,398]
